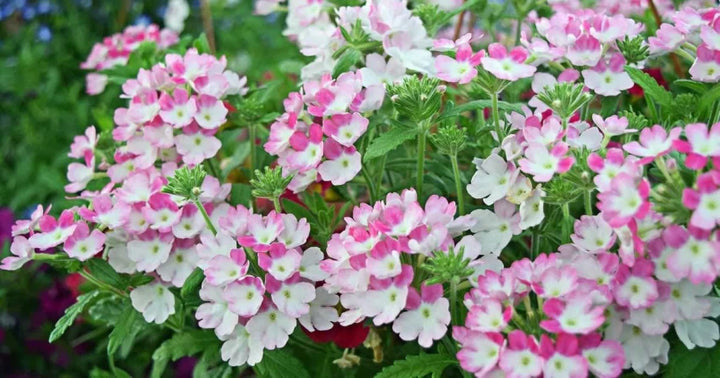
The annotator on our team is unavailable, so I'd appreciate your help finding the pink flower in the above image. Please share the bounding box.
[126,230,173,272]
[142,193,182,232]
[683,172,720,230]
[69,126,98,160]
[519,142,575,182]
[237,212,285,252]
[566,35,602,67]
[159,88,197,127]
[592,114,635,138]
[174,129,222,165]
[481,44,536,81]
[570,215,616,253]
[587,148,640,192]
[663,225,720,284]
[623,125,682,163]
[265,274,316,317]
[649,24,685,54]
[65,160,95,193]
[582,54,634,96]
[539,333,588,378]
[499,330,544,378]
[358,53,406,87]
[285,124,324,172]
[435,43,484,84]
[689,44,720,82]
[85,73,109,95]
[322,113,368,147]
[1,236,33,271]
[317,142,361,186]
[465,298,512,333]
[196,281,238,337]
[596,173,650,228]
[28,210,78,250]
[579,334,625,378]
[454,328,505,376]
[392,284,450,348]
[613,259,659,309]
[63,223,106,261]
[223,276,265,317]
[194,95,228,129]
[257,243,302,281]
[204,249,250,286]
[541,298,605,334]
[246,300,296,350]
[673,122,720,170]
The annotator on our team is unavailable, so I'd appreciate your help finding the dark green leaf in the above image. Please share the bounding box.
[254,349,311,378]
[698,84,720,120]
[673,79,708,95]
[332,48,362,78]
[600,96,620,118]
[181,268,205,299]
[625,66,673,106]
[152,330,220,378]
[86,258,127,290]
[364,126,418,162]
[49,291,100,342]
[193,34,212,54]
[664,342,720,378]
[281,199,314,222]
[107,302,140,356]
[375,353,457,378]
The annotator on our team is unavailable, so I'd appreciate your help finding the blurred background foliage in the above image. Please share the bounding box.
[0,0,303,375]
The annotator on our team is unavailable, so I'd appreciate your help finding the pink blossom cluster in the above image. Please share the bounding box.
[527,10,642,96]
[649,6,720,82]
[192,207,335,367]
[318,189,479,347]
[80,24,179,95]
[455,252,625,378]
[264,71,385,192]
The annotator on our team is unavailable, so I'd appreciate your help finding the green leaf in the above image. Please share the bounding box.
[673,79,708,95]
[254,349,311,378]
[86,258,127,290]
[436,99,523,123]
[181,268,205,299]
[698,84,720,120]
[193,34,212,54]
[49,291,100,342]
[152,329,221,377]
[281,198,314,222]
[332,48,362,78]
[625,66,673,106]
[375,353,457,378]
[364,126,418,162]
[600,96,620,118]
[665,343,720,378]
[107,302,140,356]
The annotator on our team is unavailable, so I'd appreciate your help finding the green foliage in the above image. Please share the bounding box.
[282,192,352,247]
[617,36,649,65]
[163,165,208,199]
[374,353,458,378]
[151,330,221,378]
[49,291,101,342]
[250,166,293,201]
[625,65,673,114]
[86,258,128,290]
[423,246,475,285]
[431,124,467,156]
[107,302,142,357]
[364,124,419,162]
[387,76,444,123]
[255,349,312,378]
[664,343,720,378]
[535,82,593,120]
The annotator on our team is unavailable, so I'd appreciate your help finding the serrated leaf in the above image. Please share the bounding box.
[364,126,418,162]
[107,302,140,356]
[332,48,362,78]
[375,353,457,378]
[152,330,220,378]
[625,66,673,106]
[436,99,523,122]
[254,349,311,378]
[86,258,127,290]
[49,291,100,342]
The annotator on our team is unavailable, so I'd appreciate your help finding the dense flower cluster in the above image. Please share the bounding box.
[80,24,179,95]
[6,0,720,377]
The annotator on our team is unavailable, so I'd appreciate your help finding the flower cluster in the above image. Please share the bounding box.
[319,189,478,347]
[649,6,720,82]
[80,24,179,95]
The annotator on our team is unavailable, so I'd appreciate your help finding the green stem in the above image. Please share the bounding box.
[514,13,524,46]
[193,199,217,235]
[584,190,593,215]
[272,196,282,213]
[450,154,465,215]
[491,92,502,141]
[79,270,127,298]
[531,232,541,259]
[362,166,377,203]
[416,129,427,198]
[375,154,387,197]
[561,203,571,243]
[674,47,696,63]
[450,277,460,326]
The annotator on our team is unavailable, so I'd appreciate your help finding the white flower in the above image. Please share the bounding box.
[246,305,296,350]
[466,153,517,205]
[130,281,176,324]
[299,287,339,331]
[157,246,199,287]
[164,0,190,33]
[221,324,264,366]
[196,280,238,338]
